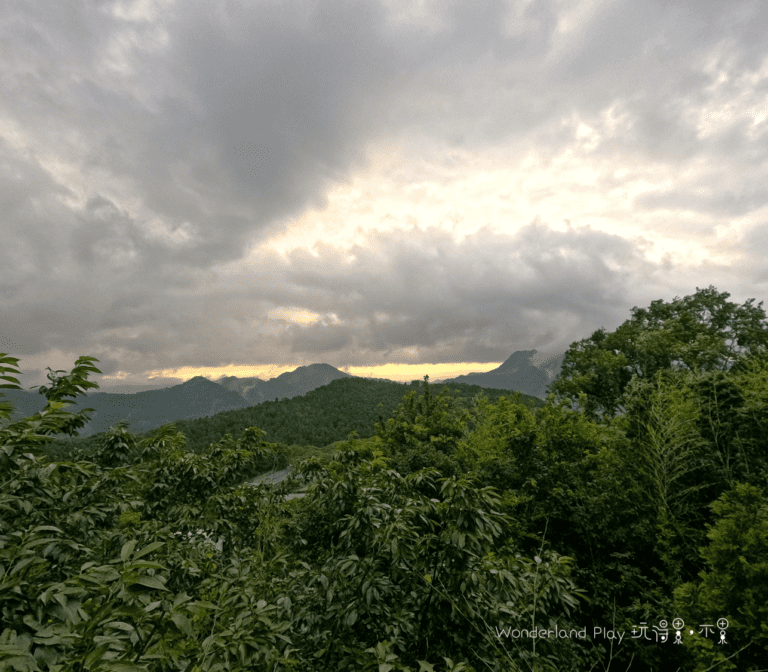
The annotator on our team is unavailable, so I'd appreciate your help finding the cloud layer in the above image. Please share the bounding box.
[2,0,767,387]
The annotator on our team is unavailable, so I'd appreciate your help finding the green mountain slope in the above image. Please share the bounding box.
[217,363,351,403]
[46,376,544,457]
[1,376,250,438]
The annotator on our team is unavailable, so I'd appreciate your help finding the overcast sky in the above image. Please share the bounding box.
[2,0,768,389]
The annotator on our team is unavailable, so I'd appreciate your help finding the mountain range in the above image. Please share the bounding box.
[0,352,563,438]
[214,363,351,404]
[436,350,566,399]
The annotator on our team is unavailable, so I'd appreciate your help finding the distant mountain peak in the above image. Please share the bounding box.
[211,363,350,404]
[498,350,538,371]
[184,375,213,385]
[437,349,564,399]
[290,363,350,374]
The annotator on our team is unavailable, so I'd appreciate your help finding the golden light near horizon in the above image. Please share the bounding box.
[343,361,504,382]
[132,361,505,385]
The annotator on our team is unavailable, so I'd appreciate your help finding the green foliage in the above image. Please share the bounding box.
[1,353,102,458]
[675,483,768,671]
[3,304,768,672]
[286,452,587,670]
[613,370,713,585]
[551,286,768,420]
[44,377,544,462]
[1,354,295,670]
[692,354,768,487]
[92,421,139,468]
[375,376,472,477]
[455,395,539,492]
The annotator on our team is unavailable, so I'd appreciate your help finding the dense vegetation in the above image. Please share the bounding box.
[43,378,544,461]
[1,285,767,671]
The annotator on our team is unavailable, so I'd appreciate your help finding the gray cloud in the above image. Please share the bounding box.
[1,0,767,387]
[5,219,668,382]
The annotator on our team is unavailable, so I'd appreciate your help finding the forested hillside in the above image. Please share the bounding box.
[43,377,544,459]
[0,376,251,438]
[0,364,352,439]
[1,286,767,671]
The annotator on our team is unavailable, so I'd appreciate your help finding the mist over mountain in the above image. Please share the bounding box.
[216,363,351,404]
[1,354,563,438]
[434,350,565,399]
[85,383,181,395]
[1,376,251,438]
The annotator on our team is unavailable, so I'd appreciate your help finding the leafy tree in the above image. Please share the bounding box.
[1,353,102,456]
[611,369,713,585]
[675,483,768,671]
[375,376,471,477]
[693,354,768,487]
[286,451,587,670]
[0,354,294,670]
[91,420,139,468]
[4,316,768,672]
[550,286,768,420]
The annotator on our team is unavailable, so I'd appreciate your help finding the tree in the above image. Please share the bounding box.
[674,483,768,671]
[0,354,294,670]
[614,369,712,585]
[375,376,470,476]
[0,353,102,456]
[550,286,768,421]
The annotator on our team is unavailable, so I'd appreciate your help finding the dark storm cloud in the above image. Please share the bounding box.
[12,220,662,380]
[1,0,767,387]
[273,220,656,365]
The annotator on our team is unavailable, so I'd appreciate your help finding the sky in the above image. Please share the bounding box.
[2,0,768,390]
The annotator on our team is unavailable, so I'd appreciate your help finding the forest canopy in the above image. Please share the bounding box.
[550,285,768,420]
[1,285,767,671]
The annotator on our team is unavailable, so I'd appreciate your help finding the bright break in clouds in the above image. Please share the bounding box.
[1,0,767,388]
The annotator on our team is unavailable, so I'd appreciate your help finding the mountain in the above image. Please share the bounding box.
[1,364,352,438]
[216,363,352,404]
[47,377,546,457]
[0,376,250,438]
[1,356,561,440]
[84,383,174,395]
[435,350,565,399]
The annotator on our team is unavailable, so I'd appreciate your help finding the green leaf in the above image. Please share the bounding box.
[172,591,193,609]
[418,662,436,672]
[84,643,111,668]
[125,575,168,591]
[105,621,135,632]
[132,540,165,561]
[10,556,42,576]
[120,540,137,563]
[171,613,195,637]
[30,526,64,534]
